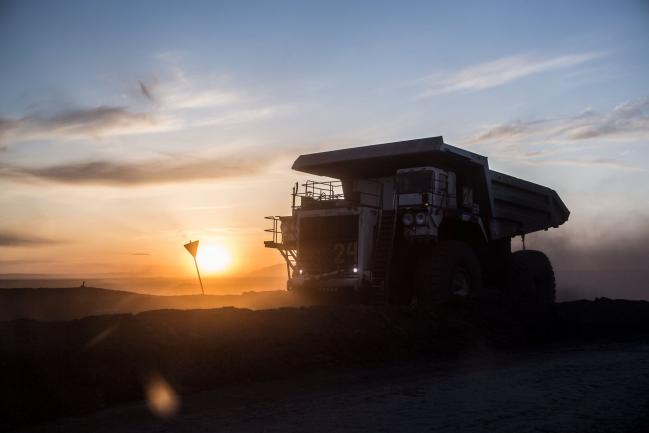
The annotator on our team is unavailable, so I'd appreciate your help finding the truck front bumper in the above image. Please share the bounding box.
[288,274,371,297]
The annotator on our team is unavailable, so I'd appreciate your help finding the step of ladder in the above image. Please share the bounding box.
[370,210,396,305]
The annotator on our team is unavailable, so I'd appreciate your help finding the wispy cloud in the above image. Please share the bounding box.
[522,156,643,171]
[137,77,241,110]
[165,88,241,110]
[193,106,289,128]
[0,231,62,247]
[135,70,290,129]
[466,96,649,144]
[460,97,649,171]
[0,155,268,186]
[1,64,290,149]
[0,106,166,148]
[417,52,603,97]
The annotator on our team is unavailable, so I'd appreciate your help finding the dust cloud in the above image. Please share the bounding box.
[517,226,649,301]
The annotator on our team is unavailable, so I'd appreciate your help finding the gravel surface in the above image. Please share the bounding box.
[21,341,649,433]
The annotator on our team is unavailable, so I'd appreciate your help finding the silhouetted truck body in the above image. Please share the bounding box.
[265,136,569,306]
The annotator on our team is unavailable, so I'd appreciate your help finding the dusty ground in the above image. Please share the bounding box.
[4,299,649,431]
[19,341,649,433]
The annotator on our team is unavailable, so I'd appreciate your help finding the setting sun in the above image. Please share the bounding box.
[196,244,233,274]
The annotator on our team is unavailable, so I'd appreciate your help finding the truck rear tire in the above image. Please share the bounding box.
[415,240,483,309]
[507,250,556,305]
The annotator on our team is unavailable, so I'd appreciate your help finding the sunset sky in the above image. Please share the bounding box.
[1,1,648,286]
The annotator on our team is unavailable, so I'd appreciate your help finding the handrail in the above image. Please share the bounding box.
[292,180,344,209]
[292,179,389,209]
[299,180,344,200]
[264,216,281,245]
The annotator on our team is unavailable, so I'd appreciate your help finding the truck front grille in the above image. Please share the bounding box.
[299,215,359,275]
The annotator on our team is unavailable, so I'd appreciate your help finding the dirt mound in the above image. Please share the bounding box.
[2,299,649,429]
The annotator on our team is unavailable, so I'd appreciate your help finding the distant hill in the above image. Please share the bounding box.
[0,287,310,321]
[0,263,288,294]
[245,263,287,278]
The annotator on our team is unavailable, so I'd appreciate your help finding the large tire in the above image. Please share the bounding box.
[415,240,483,309]
[507,250,556,305]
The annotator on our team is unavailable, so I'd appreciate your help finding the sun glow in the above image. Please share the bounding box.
[196,244,232,274]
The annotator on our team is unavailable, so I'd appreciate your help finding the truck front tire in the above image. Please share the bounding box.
[415,240,483,309]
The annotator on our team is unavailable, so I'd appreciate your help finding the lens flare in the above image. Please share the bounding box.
[145,375,180,419]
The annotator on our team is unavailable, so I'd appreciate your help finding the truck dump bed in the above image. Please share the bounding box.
[488,170,569,239]
[292,136,569,240]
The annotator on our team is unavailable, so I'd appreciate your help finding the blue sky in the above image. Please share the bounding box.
[0,0,648,288]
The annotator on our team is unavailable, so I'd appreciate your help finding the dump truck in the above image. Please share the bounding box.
[265,136,569,307]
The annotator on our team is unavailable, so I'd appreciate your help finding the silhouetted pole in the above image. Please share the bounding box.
[184,240,205,295]
[192,255,205,295]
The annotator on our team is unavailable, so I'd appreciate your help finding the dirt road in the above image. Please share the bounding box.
[22,341,649,433]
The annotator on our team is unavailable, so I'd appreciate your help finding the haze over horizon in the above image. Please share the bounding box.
[1,1,648,297]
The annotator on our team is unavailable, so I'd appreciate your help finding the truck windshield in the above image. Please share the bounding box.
[399,172,433,194]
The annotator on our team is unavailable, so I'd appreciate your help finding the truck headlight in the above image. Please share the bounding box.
[415,212,426,225]
[402,213,414,226]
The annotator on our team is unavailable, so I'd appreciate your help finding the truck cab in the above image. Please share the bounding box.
[396,167,456,240]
